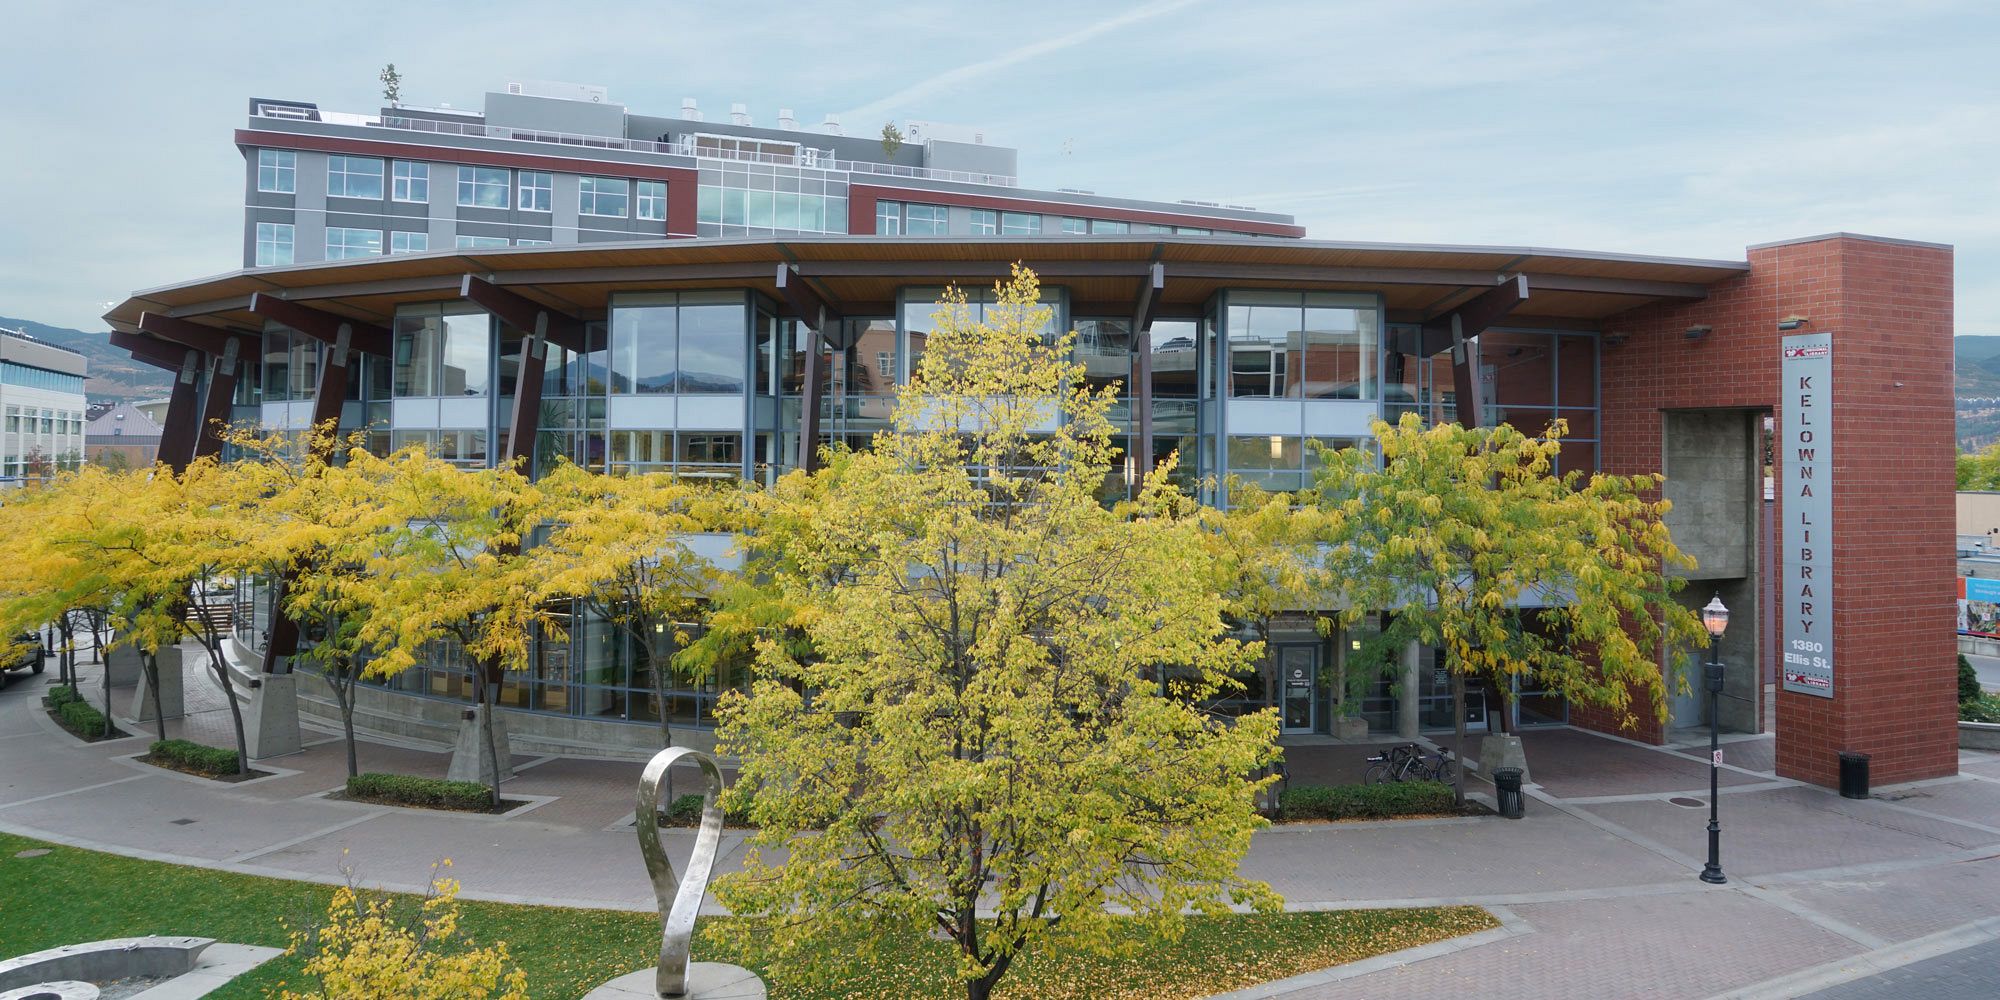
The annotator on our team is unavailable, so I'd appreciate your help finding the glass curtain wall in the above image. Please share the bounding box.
[1224,291,1379,400]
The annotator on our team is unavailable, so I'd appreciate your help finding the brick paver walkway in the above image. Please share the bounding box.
[5,640,1999,999]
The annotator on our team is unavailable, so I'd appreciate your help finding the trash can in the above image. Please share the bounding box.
[1493,767,1525,819]
[1838,751,1870,800]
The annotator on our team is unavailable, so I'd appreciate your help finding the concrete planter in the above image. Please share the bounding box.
[448,705,514,786]
[1478,733,1530,783]
[1960,720,2000,751]
[131,647,184,722]
[1333,716,1370,741]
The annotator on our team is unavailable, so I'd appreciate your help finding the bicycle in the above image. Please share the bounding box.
[1365,743,1455,784]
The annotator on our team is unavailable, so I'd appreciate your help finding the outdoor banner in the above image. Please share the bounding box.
[1958,576,2000,637]
[1781,333,1834,697]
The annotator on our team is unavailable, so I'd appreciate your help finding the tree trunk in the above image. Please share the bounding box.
[205,632,251,776]
[100,652,113,739]
[478,665,503,809]
[144,651,166,743]
[334,666,359,779]
[1452,671,1466,807]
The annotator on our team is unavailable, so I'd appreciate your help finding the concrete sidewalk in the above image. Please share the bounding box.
[6,652,1999,999]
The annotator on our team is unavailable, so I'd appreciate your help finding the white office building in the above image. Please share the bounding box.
[0,327,88,486]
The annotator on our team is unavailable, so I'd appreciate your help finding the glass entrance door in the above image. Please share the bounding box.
[1278,645,1318,733]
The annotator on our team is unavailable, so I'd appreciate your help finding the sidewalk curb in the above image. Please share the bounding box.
[1203,905,1534,999]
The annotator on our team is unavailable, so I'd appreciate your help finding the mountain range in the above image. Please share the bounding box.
[0,315,174,402]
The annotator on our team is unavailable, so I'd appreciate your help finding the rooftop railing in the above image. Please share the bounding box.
[250,106,1021,187]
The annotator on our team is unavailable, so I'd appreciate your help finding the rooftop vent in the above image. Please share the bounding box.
[730,103,751,126]
[1057,187,1096,195]
[822,114,843,136]
[1178,199,1221,208]
[681,98,702,121]
[506,82,523,95]
[777,108,797,130]
[1225,203,1258,211]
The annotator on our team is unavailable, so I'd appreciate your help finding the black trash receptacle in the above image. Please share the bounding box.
[1493,767,1525,819]
[1838,751,1870,800]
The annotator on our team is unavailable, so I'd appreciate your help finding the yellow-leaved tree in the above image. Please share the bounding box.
[318,445,550,807]
[527,462,728,750]
[1315,413,1706,802]
[279,861,529,1000]
[711,267,1282,1000]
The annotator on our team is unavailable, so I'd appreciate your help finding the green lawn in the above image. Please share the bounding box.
[0,831,1493,998]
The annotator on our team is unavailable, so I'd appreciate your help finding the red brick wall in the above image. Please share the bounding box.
[1583,234,1957,788]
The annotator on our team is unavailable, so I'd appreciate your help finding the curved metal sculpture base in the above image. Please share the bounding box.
[636,747,727,998]
[582,963,765,1000]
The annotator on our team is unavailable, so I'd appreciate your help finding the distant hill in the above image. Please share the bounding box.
[0,315,175,403]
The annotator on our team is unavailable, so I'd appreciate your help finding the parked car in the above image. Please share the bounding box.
[0,633,45,689]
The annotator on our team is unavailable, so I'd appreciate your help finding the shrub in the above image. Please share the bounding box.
[1963,694,2000,724]
[1276,781,1458,822]
[659,792,751,828]
[349,773,494,812]
[44,684,81,708]
[1961,654,1984,704]
[149,738,242,777]
[278,863,528,1000]
[56,698,113,740]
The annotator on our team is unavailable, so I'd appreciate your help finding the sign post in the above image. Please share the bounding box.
[1780,333,1834,698]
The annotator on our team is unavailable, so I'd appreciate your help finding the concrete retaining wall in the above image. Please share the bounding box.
[1961,721,2000,750]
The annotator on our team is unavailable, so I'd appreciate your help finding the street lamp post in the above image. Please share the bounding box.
[1699,593,1730,885]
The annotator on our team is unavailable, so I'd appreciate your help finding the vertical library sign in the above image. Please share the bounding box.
[1781,333,1834,697]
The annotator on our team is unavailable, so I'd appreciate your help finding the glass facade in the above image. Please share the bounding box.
[694,161,849,237]
[244,280,1599,739]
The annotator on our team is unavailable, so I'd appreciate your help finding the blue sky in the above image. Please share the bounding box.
[0,0,1994,333]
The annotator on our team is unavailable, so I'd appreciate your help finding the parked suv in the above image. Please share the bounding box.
[0,633,45,689]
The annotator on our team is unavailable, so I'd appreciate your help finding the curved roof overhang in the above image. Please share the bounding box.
[104,235,1750,349]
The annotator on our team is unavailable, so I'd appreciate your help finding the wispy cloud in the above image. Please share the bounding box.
[838,0,1202,123]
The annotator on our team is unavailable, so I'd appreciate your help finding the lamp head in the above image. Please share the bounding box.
[1701,593,1729,639]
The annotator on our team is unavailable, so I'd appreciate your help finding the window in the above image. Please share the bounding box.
[455,235,509,249]
[518,171,552,212]
[457,166,509,208]
[393,306,489,397]
[255,222,294,266]
[325,227,382,259]
[968,209,997,235]
[392,161,429,203]
[1144,223,1175,233]
[876,351,894,378]
[1090,219,1129,234]
[875,200,903,235]
[696,172,848,235]
[609,291,746,395]
[1060,217,1087,235]
[326,155,385,199]
[636,181,666,221]
[514,239,552,247]
[1176,227,1210,235]
[256,150,295,193]
[1224,291,1379,400]
[578,177,629,217]
[1000,212,1040,235]
[389,231,429,254]
[905,203,947,235]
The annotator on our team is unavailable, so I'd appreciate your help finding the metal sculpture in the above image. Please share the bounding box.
[636,747,726,998]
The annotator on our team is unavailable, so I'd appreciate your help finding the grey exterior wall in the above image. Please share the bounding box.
[484,90,626,137]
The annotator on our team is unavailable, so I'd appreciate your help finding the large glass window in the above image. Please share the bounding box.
[905,203,947,235]
[325,227,382,259]
[609,292,746,395]
[1060,217,1086,235]
[1224,291,1378,399]
[457,166,508,208]
[1090,219,1129,234]
[1075,319,1131,404]
[579,177,630,217]
[455,235,509,249]
[875,200,903,235]
[695,169,847,235]
[255,222,294,266]
[393,305,490,398]
[326,155,385,199]
[900,286,1060,379]
[392,161,429,203]
[637,180,667,221]
[256,150,294,193]
[968,209,997,235]
[263,328,291,403]
[1150,319,1202,400]
[1001,212,1040,235]
[517,171,552,212]
[390,231,429,254]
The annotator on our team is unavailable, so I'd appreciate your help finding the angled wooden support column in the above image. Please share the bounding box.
[460,276,587,474]
[139,314,257,460]
[248,293,393,357]
[156,348,205,474]
[1423,274,1530,428]
[776,266,844,474]
[1131,263,1165,482]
